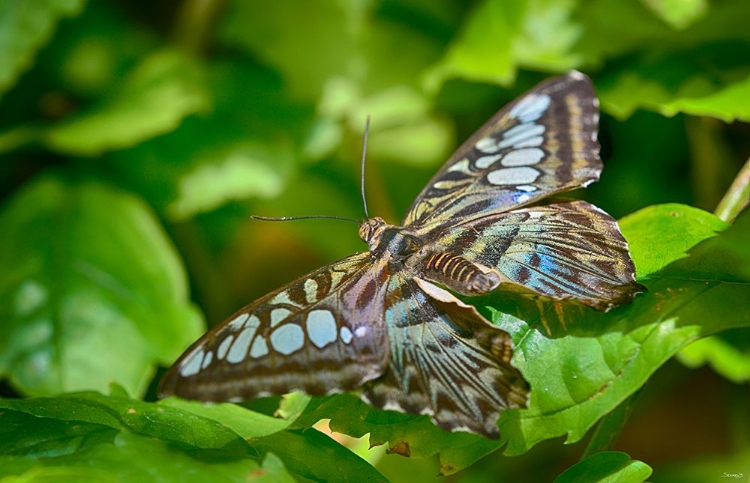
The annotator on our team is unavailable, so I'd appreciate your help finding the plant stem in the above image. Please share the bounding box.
[715,156,750,223]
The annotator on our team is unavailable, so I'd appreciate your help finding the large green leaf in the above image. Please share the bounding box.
[0,0,86,99]
[0,177,203,396]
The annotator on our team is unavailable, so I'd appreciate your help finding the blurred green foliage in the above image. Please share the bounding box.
[1,0,749,482]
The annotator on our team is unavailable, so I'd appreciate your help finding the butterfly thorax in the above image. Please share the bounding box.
[359,216,502,296]
[359,217,422,261]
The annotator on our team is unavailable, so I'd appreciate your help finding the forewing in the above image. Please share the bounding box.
[404,71,601,227]
[159,252,391,401]
[434,200,644,310]
[362,276,528,438]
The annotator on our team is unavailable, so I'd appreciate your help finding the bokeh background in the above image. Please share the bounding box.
[1,1,749,481]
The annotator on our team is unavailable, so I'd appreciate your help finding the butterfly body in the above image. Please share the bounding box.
[159,72,643,438]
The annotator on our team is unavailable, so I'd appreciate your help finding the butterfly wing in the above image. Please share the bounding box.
[158,252,392,401]
[427,200,643,309]
[403,71,601,227]
[362,275,528,438]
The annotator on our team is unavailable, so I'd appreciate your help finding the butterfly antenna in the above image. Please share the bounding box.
[250,214,360,223]
[360,115,371,219]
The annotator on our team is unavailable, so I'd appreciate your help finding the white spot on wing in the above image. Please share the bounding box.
[513,136,544,149]
[382,401,403,411]
[502,122,541,140]
[270,324,305,355]
[216,335,233,360]
[475,136,497,152]
[340,326,353,344]
[510,94,551,123]
[487,167,540,185]
[226,325,257,363]
[474,154,502,169]
[498,124,545,149]
[270,308,292,327]
[179,348,204,377]
[250,337,269,358]
[270,290,298,307]
[501,148,545,167]
[227,313,249,332]
[447,158,471,174]
[329,270,345,287]
[306,310,337,349]
[517,184,538,192]
[304,278,318,304]
[201,351,213,369]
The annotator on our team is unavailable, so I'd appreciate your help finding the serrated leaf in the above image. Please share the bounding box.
[42,50,211,156]
[0,0,86,99]
[554,451,652,483]
[291,393,500,476]
[0,177,203,396]
[495,205,750,455]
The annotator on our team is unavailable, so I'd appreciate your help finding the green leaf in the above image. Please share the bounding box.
[161,397,295,439]
[495,204,750,455]
[0,391,252,452]
[0,177,203,396]
[598,41,750,122]
[255,429,387,483]
[0,393,297,482]
[103,59,301,218]
[424,0,583,92]
[619,203,729,279]
[554,451,652,483]
[291,393,501,476]
[677,331,750,383]
[42,50,211,156]
[0,0,86,100]
[640,0,707,30]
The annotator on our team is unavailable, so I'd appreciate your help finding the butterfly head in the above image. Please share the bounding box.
[358,217,387,250]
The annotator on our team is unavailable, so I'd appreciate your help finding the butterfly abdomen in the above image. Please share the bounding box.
[423,251,501,296]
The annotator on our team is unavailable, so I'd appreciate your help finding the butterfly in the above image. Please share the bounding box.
[158,71,644,438]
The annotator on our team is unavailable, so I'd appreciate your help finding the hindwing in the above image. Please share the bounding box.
[427,200,642,309]
[159,253,391,400]
[363,276,528,438]
[404,71,601,227]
